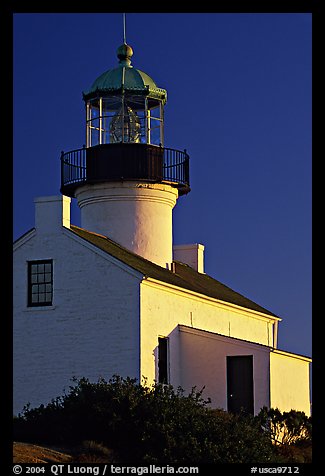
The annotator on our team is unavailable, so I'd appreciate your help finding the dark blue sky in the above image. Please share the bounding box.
[13,13,311,358]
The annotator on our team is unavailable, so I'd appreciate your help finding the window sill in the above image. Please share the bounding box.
[24,305,56,312]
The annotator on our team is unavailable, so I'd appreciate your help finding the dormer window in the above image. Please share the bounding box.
[27,260,53,307]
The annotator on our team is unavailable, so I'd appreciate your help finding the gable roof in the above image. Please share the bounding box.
[69,225,279,318]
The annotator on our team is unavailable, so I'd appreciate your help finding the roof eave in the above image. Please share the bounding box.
[82,86,167,103]
[142,276,281,322]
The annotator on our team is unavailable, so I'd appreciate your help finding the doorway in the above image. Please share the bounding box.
[227,355,254,414]
[158,337,169,384]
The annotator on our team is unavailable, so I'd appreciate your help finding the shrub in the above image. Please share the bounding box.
[14,376,297,464]
[73,441,117,463]
[256,406,312,445]
[255,407,312,463]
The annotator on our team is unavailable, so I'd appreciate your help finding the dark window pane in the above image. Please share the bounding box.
[31,284,38,294]
[31,264,38,274]
[28,260,53,307]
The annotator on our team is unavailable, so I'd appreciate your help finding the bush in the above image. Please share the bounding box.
[73,441,117,463]
[256,406,312,446]
[255,406,312,463]
[14,376,308,464]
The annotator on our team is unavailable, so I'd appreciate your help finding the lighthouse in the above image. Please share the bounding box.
[60,42,190,268]
[13,27,311,418]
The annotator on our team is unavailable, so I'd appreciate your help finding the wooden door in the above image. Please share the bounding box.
[227,355,254,414]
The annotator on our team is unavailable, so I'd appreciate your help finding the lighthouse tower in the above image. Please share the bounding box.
[60,42,190,268]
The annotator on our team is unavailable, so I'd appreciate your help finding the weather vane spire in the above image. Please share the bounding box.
[123,13,127,44]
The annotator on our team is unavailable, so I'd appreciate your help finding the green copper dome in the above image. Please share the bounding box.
[83,43,167,104]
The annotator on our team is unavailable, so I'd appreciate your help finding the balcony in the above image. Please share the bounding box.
[60,143,190,197]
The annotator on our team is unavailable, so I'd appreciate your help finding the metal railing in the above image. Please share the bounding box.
[60,144,190,195]
[163,147,189,187]
[60,147,87,188]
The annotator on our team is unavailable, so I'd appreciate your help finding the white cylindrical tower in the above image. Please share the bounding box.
[60,42,190,267]
[75,182,178,267]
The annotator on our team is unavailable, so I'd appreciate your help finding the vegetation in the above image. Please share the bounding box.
[13,376,312,464]
[256,406,312,463]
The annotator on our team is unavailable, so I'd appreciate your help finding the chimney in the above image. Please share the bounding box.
[173,244,205,273]
[35,195,71,234]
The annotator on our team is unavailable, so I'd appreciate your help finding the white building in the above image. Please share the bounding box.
[13,41,311,417]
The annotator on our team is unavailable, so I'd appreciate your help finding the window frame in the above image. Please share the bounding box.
[27,259,53,307]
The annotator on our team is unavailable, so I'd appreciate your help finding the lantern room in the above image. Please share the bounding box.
[60,42,190,198]
[83,43,166,147]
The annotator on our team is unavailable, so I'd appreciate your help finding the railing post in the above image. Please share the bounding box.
[60,151,65,190]
[82,146,86,180]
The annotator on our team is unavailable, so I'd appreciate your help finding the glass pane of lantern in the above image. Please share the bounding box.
[149,104,161,120]
[135,110,146,143]
[102,115,114,144]
[149,118,162,145]
[90,118,100,146]
[150,127,161,146]
[110,103,141,143]
[103,96,121,113]
[90,99,100,118]
[128,95,145,112]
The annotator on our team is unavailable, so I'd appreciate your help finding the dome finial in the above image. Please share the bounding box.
[117,43,133,67]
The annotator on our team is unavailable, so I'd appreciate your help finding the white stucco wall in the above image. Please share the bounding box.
[140,279,278,392]
[270,350,311,415]
[13,225,141,416]
[178,326,270,412]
